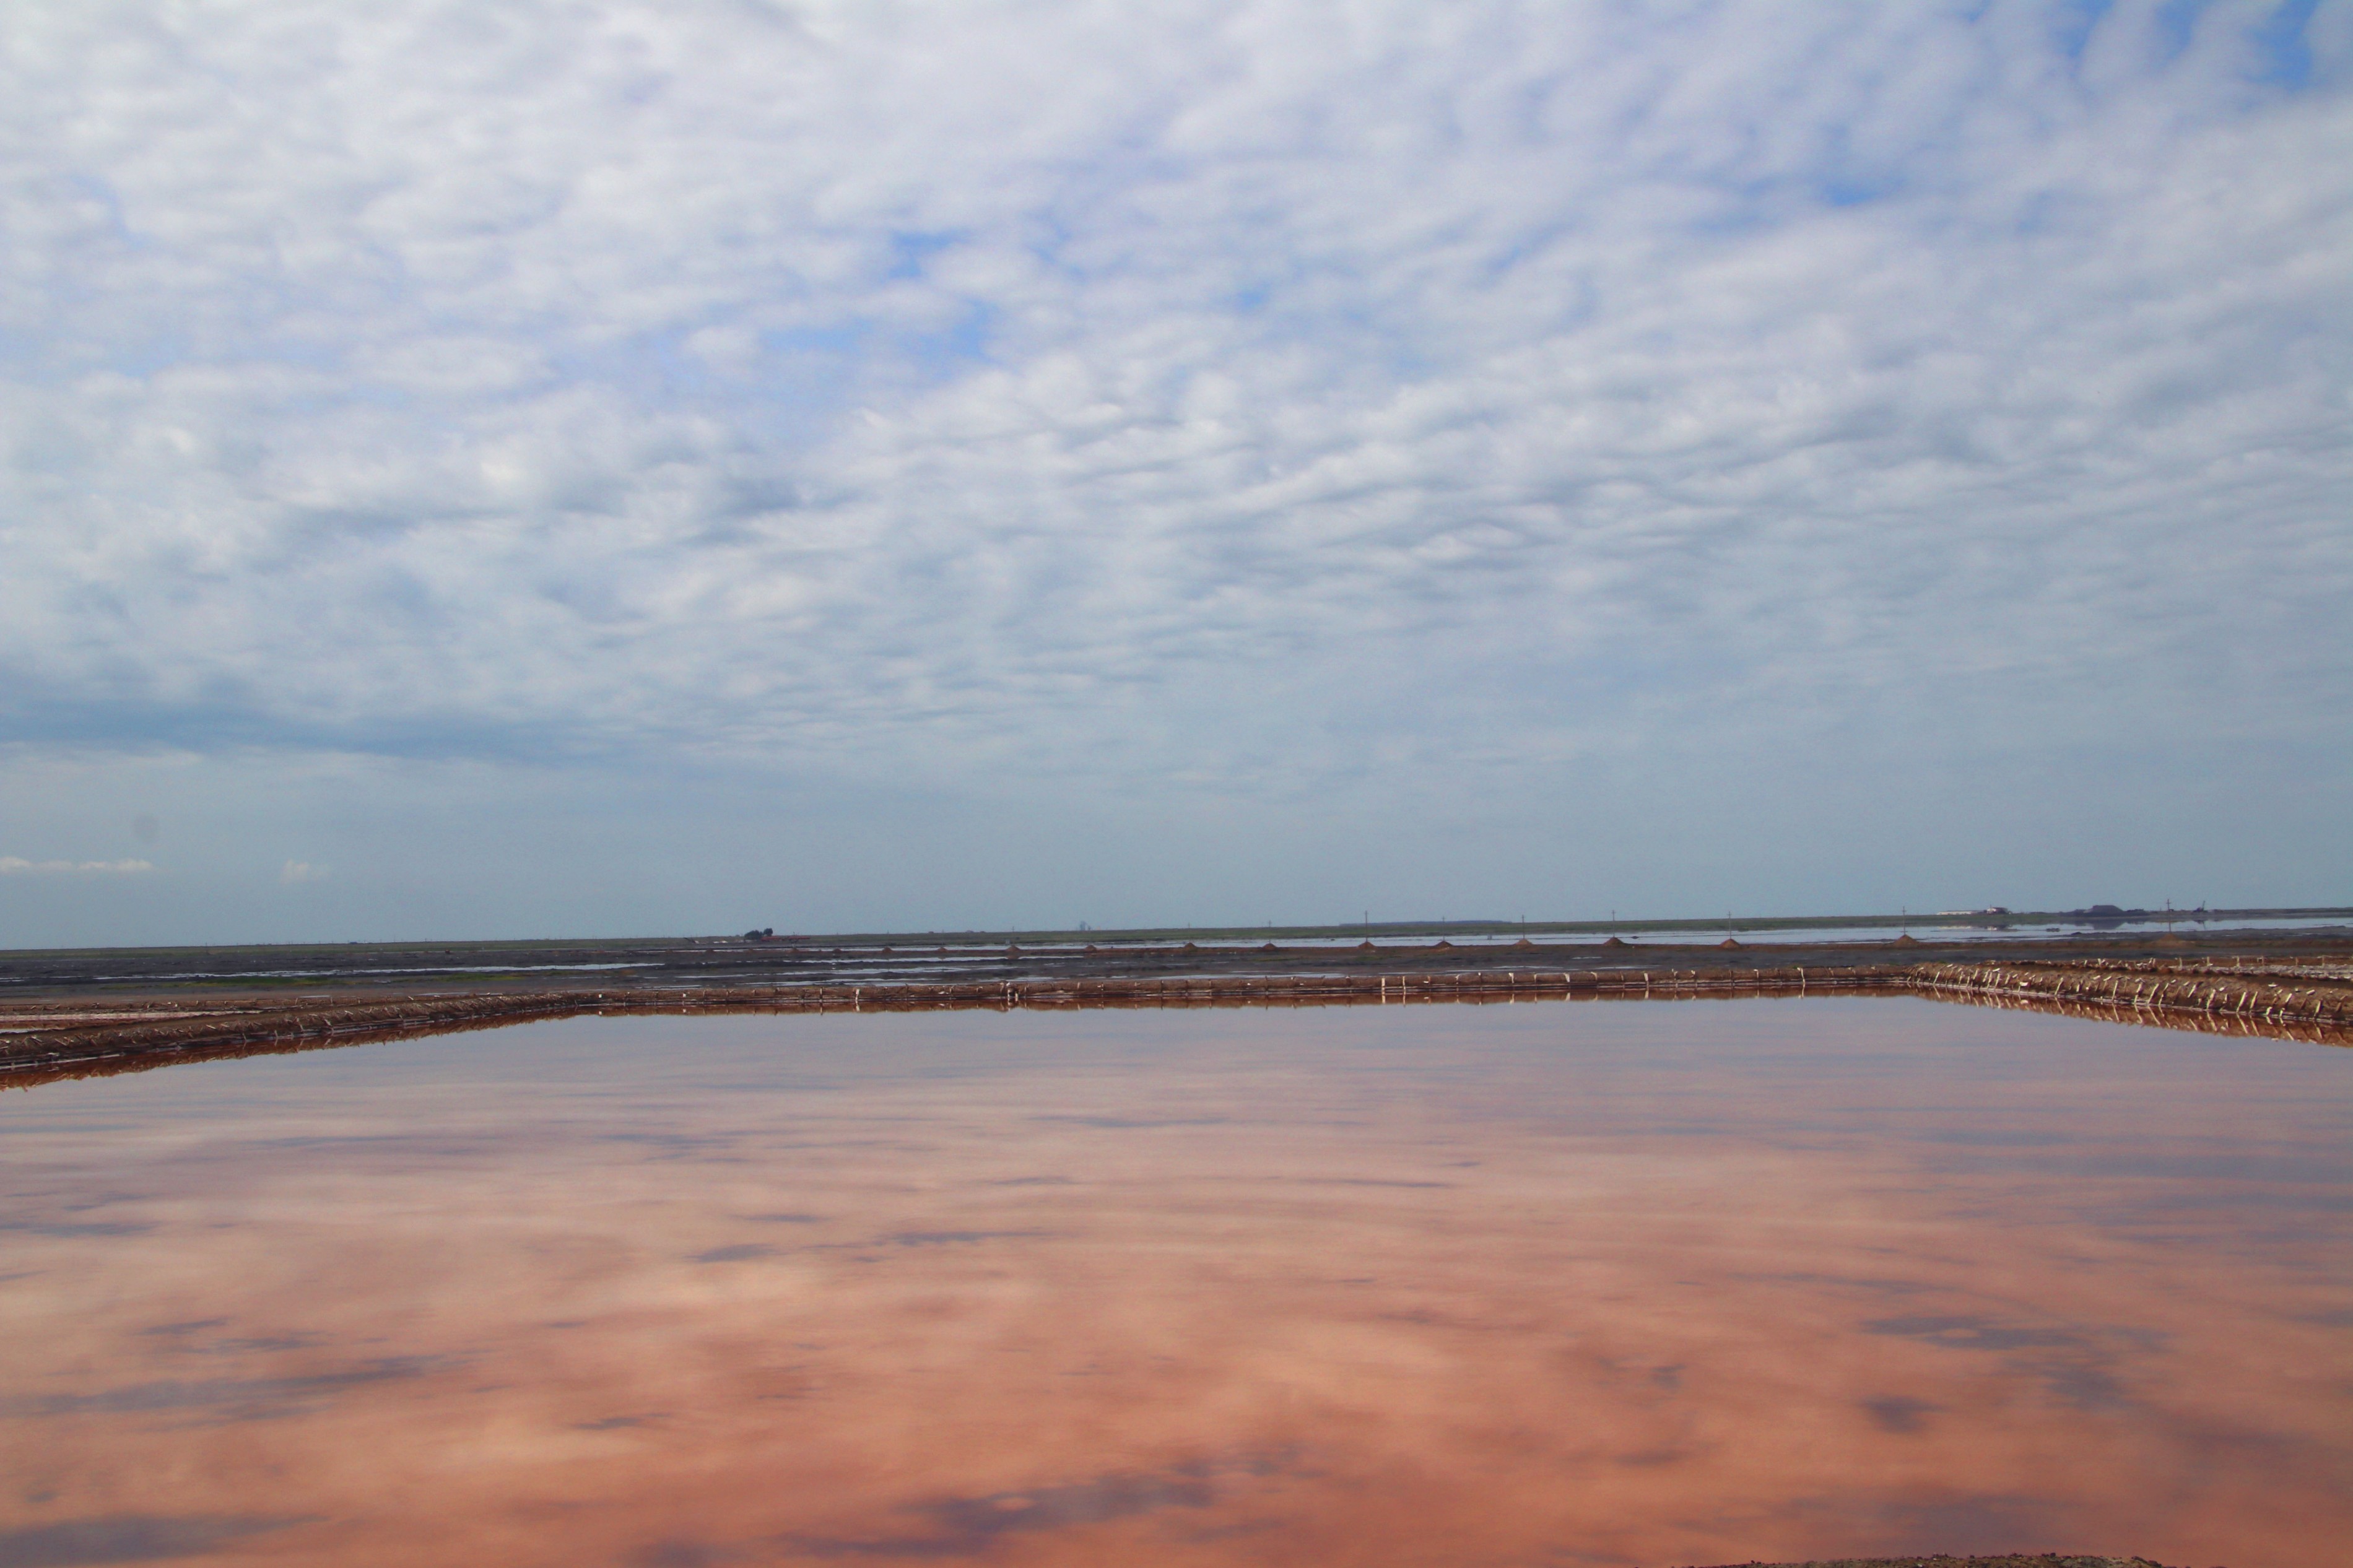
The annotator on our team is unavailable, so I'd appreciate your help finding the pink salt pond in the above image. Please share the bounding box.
[1,997,2346,1567]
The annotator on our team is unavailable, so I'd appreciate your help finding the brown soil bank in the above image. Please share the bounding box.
[3,958,2349,1088]
[1684,1558,2182,1568]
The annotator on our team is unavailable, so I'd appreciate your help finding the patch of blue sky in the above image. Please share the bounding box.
[1478,217,1581,279]
[2051,0,2118,66]
[531,321,866,453]
[647,329,721,397]
[554,328,737,405]
[2009,189,2065,238]
[1021,212,1082,274]
[1819,175,1904,209]
[513,320,871,454]
[760,324,865,357]
[1684,180,1826,238]
[725,324,872,415]
[2054,0,2325,85]
[885,230,963,280]
[899,301,996,378]
[2155,0,2206,61]
[2248,0,2323,86]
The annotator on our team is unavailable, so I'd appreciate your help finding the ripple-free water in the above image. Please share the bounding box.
[2,998,2346,1567]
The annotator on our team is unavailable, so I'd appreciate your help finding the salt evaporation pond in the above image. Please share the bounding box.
[2,998,2346,1567]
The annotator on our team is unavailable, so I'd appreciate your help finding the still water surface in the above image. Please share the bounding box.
[2,998,2347,1567]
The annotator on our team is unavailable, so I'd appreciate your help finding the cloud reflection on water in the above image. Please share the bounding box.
[0,998,2346,1567]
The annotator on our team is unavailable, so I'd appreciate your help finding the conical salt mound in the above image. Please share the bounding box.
[1891,933,1920,946]
[1513,937,1534,949]
[1357,940,1377,950]
[1432,939,1453,948]
[1718,937,1741,949]
[1182,942,1199,951]
[1259,942,1279,951]
[1602,936,1627,947]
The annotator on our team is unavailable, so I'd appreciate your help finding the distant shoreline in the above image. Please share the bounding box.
[9,906,2351,968]
[4,923,2348,1006]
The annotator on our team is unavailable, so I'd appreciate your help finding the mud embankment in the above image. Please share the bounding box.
[4,958,2349,1088]
[1684,1557,2180,1568]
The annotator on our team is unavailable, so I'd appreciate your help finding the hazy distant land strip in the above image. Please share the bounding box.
[6,907,2351,990]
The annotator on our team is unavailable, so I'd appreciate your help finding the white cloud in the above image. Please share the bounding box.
[0,857,155,875]
[279,859,330,885]
[0,2,2346,932]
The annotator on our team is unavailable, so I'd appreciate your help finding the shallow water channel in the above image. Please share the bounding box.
[2,997,2347,1567]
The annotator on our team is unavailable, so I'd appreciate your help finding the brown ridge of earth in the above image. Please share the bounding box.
[4,957,2350,1089]
[1678,1557,2187,1568]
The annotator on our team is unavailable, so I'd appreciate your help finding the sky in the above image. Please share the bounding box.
[2,0,2347,947]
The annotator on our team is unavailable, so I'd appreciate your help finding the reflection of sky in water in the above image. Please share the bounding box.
[0,999,2346,1568]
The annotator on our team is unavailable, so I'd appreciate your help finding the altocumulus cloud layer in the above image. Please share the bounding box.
[1,1,2347,943]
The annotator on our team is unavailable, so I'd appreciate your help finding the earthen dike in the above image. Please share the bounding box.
[5,927,2349,1087]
